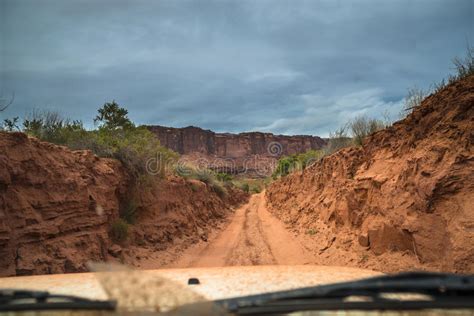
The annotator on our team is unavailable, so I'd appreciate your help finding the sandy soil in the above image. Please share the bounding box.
[165,192,312,268]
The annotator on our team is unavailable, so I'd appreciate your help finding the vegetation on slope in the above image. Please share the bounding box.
[273,45,474,180]
[2,101,178,180]
[273,116,387,179]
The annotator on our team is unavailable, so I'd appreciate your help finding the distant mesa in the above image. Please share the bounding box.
[146,125,326,177]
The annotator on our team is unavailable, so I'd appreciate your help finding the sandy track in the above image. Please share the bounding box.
[167,192,311,268]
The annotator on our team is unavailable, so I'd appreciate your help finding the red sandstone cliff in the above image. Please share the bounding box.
[147,126,327,177]
[266,75,474,273]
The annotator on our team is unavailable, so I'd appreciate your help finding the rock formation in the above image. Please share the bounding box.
[147,125,326,177]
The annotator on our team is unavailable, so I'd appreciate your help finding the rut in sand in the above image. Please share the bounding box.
[166,192,311,268]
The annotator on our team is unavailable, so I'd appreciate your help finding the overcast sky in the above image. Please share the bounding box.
[1,0,472,136]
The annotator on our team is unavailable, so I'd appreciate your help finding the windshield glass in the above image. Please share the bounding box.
[0,0,473,314]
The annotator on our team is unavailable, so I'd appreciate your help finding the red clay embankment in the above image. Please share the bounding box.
[0,132,247,276]
[266,75,474,273]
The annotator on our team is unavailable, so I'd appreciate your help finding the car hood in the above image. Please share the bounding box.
[0,265,381,302]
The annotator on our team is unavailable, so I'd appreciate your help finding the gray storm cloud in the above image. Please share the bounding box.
[1,0,472,136]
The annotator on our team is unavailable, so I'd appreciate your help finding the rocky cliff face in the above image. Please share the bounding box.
[147,126,326,177]
[0,132,128,276]
[266,75,474,273]
[0,132,247,276]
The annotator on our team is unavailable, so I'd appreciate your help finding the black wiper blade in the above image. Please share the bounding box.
[0,289,116,312]
[217,272,474,314]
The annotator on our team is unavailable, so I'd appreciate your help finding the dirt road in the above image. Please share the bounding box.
[167,192,312,268]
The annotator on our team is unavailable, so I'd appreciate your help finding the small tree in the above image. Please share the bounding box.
[452,44,474,79]
[94,101,133,130]
[350,115,385,146]
[272,156,295,179]
[324,125,352,155]
[2,117,20,131]
[404,86,426,114]
[433,44,474,93]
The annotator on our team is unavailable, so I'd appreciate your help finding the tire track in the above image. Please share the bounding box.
[167,192,311,268]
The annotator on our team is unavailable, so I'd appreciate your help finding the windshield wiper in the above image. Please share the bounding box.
[0,289,116,312]
[216,272,474,315]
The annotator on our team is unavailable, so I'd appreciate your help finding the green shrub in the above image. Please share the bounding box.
[175,165,233,198]
[175,164,194,178]
[232,179,267,194]
[306,228,317,236]
[179,167,229,198]
[297,149,324,169]
[211,181,227,198]
[251,186,261,194]
[92,126,178,179]
[190,183,199,192]
[216,172,233,182]
[195,169,214,184]
[272,149,324,179]
[241,183,250,193]
[21,104,179,181]
[110,219,129,243]
[23,110,88,146]
[2,117,20,131]
[272,157,293,179]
